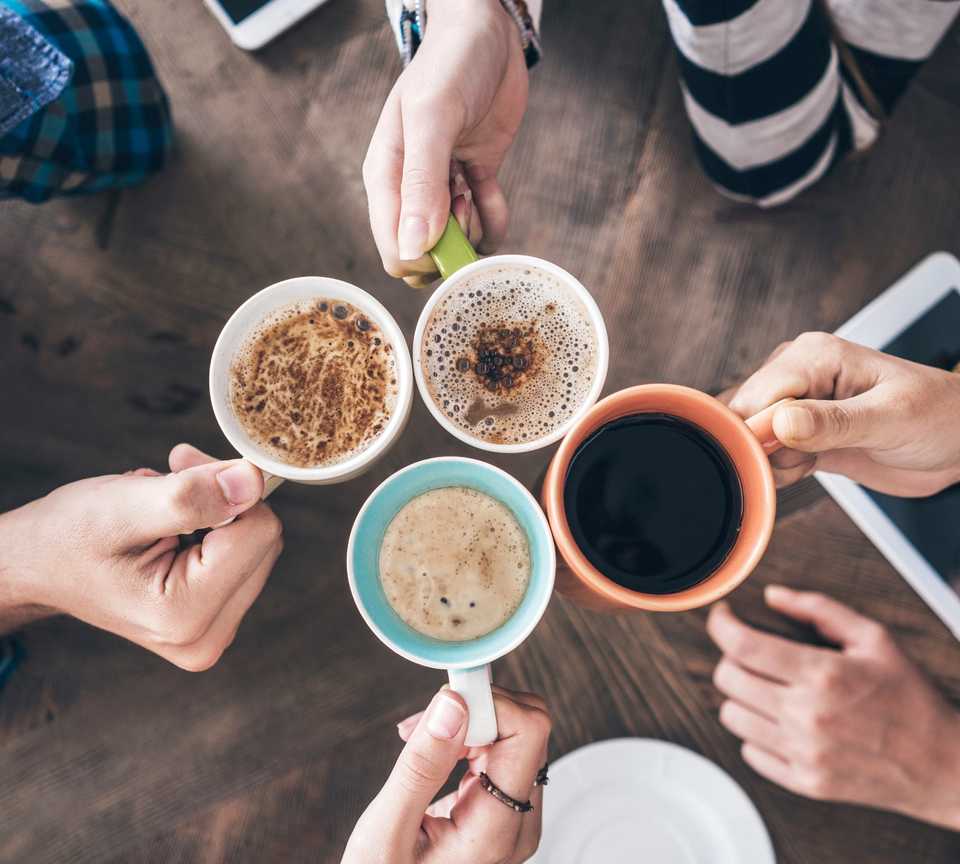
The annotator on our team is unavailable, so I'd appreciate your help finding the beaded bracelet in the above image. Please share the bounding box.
[478,771,535,813]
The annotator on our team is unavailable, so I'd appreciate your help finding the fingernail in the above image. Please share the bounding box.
[216,463,260,505]
[398,216,429,261]
[765,584,792,602]
[425,691,465,740]
[780,406,815,441]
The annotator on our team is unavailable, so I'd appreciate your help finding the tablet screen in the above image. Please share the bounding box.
[864,289,960,589]
[218,0,272,23]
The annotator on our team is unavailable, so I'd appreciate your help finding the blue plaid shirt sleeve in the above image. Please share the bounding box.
[0,0,173,203]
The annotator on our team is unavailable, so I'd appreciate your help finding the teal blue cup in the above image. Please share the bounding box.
[347,457,556,746]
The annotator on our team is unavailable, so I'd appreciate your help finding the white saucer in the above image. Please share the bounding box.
[529,738,775,864]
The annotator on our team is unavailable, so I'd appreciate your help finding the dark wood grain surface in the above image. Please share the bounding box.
[2,1,960,861]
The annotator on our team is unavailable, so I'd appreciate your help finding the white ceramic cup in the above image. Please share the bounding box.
[209,276,414,488]
[413,251,609,454]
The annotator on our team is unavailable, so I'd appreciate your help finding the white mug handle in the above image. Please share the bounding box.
[260,470,285,498]
[448,665,497,747]
[212,465,284,529]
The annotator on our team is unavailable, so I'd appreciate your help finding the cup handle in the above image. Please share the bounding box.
[744,397,795,455]
[429,214,479,280]
[260,470,285,499]
[448,664,498,747]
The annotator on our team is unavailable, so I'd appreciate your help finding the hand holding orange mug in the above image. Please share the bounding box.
[541,385,789,612]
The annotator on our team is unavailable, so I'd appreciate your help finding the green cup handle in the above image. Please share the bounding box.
[429,214,479,280]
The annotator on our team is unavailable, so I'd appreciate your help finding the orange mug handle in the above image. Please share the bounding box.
[744,397,795,455]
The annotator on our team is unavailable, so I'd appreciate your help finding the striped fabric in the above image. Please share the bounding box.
[664,0,960,206]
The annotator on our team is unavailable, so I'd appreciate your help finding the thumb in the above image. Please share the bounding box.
[772,396,878,453]
[397,103,459,261]
[373,689,468,842]
[117,459,264,540]
[765,585,884,648]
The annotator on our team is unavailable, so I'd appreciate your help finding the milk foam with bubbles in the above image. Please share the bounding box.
[422,263,598,445]
[379,486,530,641]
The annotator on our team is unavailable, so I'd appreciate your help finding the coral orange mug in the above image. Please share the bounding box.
[541,384,786,612]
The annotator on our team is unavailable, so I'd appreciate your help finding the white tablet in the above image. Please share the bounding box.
[203,0,331,50]
[816,252,960,639]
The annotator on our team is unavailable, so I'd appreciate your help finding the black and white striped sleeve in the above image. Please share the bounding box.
[662,0,959,207]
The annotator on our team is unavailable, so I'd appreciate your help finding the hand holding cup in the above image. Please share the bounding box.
[0,444,282,670]
[724,332,960,495]
[342,686,551,864]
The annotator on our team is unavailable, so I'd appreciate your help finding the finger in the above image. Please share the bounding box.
[770,448,817,471]
[124,467,162,477]
[464,164,508,254]
[450,692,548,864]
[403,273,440,290]
[729,333,878,419]
[771,461,818,488]
[466,199,484,248]
[769,447,817,487]
[397,710,425,740]
[397,98,460,261]
[764,585,886,649]
[719,700,786,757]
[156,503,282,641]
[475,692,551,801]
[425,787,461,819]
[452,190,471,238]
[712,657,785,718]
[371,689,468,844]
[509,738,547,864]
[715,385,739,406]
[815,450,956,497]
[115,459,264,541]
[168,442,217,472]
[161,526,281,671]
[771,394,888,453]
[706,602,826,683]
[364,94,436,279]
[740,742,796,790]
[490,685,548,713]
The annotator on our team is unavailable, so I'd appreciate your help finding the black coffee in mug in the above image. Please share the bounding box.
[563,413,744,594]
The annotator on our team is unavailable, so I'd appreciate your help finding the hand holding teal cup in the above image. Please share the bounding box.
[347,457,556,747]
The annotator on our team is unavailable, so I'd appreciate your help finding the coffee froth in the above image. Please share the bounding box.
[230,298,397,468]
[379,486,531,641]
[422,263,599,446]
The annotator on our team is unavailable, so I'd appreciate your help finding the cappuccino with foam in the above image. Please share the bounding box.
[379,486,530,641]
[230,298,398,468]
[421,262,600,447]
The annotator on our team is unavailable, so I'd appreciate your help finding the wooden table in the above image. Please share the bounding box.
[2,1,959,861]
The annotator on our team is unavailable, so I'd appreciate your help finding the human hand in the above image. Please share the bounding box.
[708,586,960,830]
[0,443,283,670]
[342,685,551,863]
[724,332,960,495]
[363,0,528,287]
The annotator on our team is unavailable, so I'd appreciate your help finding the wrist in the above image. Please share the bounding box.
[0,503,54,633]
[426,0,524,56]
